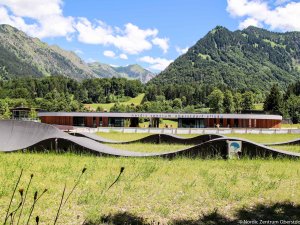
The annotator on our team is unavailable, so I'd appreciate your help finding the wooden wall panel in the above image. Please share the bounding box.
[230,119,234,128]
[223,119,227,127]
[40,116,282,129]
[102,117,108,127]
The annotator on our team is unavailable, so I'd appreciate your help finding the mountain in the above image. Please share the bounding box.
[89,63,155,83]
[0,24,155,82]
[151,26,300,91]
[0,24,95,80]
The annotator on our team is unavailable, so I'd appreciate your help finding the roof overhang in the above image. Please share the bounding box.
[38,112,283,120]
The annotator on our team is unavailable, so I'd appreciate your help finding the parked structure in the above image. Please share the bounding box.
[11,107,39,120]
[38,112,282,128]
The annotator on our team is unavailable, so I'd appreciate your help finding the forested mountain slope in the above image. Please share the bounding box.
[151,26,300,91]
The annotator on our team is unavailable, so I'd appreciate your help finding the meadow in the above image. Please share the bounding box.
[84,94,145,111]
[1,132,300,224]
[1,154,300,224]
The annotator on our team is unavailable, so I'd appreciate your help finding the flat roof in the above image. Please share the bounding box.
[38,112,282,120]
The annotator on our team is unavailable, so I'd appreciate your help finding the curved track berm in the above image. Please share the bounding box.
[264,139,300,146]
[0,120,299,158]
[71,132,224,144]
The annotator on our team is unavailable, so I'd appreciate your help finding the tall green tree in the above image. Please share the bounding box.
[172,98,182,110]
[234,92,243,113]
[208,88,224,113]
[242,91,254,111]
[29,108,37,120]
[2,103,11,119]
[263,84,282,113]
[286,95,300,123]
[223,90,235,113]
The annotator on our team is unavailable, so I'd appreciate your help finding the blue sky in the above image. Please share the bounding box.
[0,0,300,72]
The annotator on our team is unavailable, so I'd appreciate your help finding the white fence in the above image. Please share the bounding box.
[72,127,300,134]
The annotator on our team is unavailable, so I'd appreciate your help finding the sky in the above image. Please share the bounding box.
[0,0,300,72]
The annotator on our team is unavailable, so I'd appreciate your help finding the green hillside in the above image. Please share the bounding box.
[151,26,300,91]
[0,24,95,80]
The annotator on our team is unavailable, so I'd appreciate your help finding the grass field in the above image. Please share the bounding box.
[1,153,300,224]
[253,103,263,110]
[84,93,145,111]
[226,133,300,143]
[1,133,300,224]
[96,132,151,141]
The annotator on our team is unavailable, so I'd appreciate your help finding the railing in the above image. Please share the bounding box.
[71,127,300,134]
[12,118,39,122]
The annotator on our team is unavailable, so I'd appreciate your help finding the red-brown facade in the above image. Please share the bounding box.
[39,112,282,129]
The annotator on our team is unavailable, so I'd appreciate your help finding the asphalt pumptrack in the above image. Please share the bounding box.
[0,120,299,159]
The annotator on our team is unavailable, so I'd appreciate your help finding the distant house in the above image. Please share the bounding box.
[11,107,39,120]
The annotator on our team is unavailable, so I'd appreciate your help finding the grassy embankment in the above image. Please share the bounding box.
[0,154,300,224]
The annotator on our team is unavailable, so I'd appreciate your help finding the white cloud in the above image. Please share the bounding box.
[119,53,128,60]
[103,50,116,58]
[0,0,75,38]
[113,23,158,55]
[76,18,114,45]
[152,37,169,53]
[139,56,173,71]
[0,1,171,56]
[75,19,164,55]
[227,0,300,31]
[0,6,37,33]
[239,18,263,29]
[175,46,189,55]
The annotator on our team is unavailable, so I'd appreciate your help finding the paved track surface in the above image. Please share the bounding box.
[72,132,224,144]
[0,120,299,158]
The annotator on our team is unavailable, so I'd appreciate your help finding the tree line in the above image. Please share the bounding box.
[263,82,300,123]
[0,76,144,114]
[0,75,300,124]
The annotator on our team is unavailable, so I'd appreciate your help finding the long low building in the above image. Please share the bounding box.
[38,112,282,128]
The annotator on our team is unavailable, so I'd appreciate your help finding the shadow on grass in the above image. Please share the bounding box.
[84,202,300,225]
[84,212,147,225]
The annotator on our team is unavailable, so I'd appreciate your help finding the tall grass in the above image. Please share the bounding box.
[0,153,300,224]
